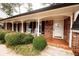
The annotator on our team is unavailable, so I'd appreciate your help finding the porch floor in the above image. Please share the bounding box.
[47,38,72,50]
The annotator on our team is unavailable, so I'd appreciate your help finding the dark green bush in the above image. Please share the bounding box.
[23,34,34,44]
[33,35,47,51]
[5,33,34,45]
[0,29,10,44]
[18,33,27,44]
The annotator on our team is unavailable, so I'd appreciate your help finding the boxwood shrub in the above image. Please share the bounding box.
[33,35,47,51]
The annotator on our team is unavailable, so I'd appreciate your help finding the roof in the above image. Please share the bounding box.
[72,14,79,30]
[0,3,79,21]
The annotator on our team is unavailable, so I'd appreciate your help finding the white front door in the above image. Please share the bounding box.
[53,20,64,39]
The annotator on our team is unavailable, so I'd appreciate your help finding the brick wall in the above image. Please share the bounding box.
[44,20,53,39]
[64,17,70,44]
[72,32,79,56]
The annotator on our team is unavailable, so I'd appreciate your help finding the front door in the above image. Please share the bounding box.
[53,20,64,39]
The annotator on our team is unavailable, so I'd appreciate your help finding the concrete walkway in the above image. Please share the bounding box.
[0,44,74,56]
[40,45,74,56]
[0,44,21,56]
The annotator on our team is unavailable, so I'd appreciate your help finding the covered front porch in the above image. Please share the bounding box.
[3,15,72,49]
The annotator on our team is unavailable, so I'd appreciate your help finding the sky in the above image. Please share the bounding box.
[0,10,8,18]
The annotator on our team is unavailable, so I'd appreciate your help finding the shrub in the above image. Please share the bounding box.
[5,33,34,45]
[23,34,34,44]
[33,35,47,51]
[5,33,21,45]
[18,33,27,44]
[0,29,10,43]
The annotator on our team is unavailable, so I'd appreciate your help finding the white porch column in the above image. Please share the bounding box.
[21,21,24,33]
[37,19,40,36]
[5,22,7,30]
[69,15,73,48]
[12,22,14,31]
[16,23,18,32]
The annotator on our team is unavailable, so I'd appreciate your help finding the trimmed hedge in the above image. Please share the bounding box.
[33,36,47,51]
[5,33,34,45]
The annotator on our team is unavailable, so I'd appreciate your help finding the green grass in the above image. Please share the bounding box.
[7,44,40,56]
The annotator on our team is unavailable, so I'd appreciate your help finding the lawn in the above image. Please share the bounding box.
[7,44,40,56]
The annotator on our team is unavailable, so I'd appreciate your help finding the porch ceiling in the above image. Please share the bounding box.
[40,16,68,21]
[0,4,79,23]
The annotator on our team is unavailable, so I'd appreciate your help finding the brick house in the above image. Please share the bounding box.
[0,3,79,55]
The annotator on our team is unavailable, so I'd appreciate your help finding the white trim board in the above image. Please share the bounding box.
[72,30,79,33]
